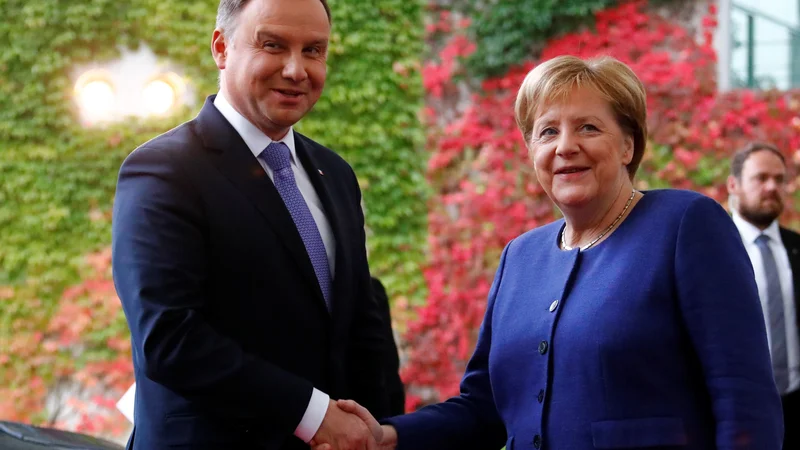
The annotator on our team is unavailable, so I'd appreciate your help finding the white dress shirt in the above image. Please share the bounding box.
[732,211,800,394]
[214,92,334,442]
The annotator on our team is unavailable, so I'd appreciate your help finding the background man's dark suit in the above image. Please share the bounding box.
[370,277,405,416]
[112,96,388,449]
[779,226,800,448]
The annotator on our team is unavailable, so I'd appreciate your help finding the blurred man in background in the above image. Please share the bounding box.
[727,142,800,449]
[370,276,405,416]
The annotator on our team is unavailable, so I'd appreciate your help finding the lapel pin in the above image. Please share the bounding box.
[318,169,324,176]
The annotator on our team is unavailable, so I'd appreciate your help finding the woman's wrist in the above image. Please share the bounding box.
[379,424,398,450]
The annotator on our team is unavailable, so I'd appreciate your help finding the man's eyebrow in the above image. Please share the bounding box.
[255,31,328,47]
[256,31,285,42]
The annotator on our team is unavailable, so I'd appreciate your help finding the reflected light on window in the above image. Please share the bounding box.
[72,48,191,127]
[76,79,115,122]
[143,79,176,116]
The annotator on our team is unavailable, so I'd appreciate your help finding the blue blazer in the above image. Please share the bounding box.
[388,190,783,449]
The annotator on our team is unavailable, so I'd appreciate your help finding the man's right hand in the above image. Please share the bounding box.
[310,399,379,450]
[312,400,398,450]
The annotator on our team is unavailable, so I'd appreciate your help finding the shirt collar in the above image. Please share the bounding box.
[213,91,298,165]
[732,209,782,244]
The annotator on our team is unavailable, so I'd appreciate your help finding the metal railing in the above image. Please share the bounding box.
[731,2,800,89]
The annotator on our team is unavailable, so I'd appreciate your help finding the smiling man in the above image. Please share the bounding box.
[727,142,800,450]
[111,0,389,448]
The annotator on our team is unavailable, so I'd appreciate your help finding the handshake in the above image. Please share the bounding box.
[310,399,398,450]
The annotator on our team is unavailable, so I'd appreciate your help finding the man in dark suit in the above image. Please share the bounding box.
[111,0,389,448]
[727,142,800,449]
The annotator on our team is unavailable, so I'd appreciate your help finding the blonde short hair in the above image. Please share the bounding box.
[514,55,648,179]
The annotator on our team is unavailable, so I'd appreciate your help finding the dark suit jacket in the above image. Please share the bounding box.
[370,277,405,415]
[112,95,389,450]
[781,227,800,360]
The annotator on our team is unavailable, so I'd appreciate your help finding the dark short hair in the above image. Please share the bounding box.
[729,142,787,179]
[216,0,331,37]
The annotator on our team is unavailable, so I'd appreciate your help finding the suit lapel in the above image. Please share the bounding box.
[195,96,327,313]
[294,134,352,316]
[780,227,800,331]
[779,227,800,294]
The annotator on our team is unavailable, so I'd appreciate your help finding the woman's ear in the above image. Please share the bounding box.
[622,134,634,165]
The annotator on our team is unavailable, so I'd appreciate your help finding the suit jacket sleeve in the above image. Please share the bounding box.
[674,196,784,449]
[112,145,313,432]
[344,170,391,418]
[383,243,510,450]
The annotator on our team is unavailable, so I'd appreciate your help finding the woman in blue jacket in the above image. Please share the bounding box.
[323,55,784,450]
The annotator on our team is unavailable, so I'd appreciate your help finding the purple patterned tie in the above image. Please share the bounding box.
[259,142,332,310]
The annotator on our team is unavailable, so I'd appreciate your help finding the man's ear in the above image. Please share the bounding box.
[726,174,738,197]
[211,29,228,70]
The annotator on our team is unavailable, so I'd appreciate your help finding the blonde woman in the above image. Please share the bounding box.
[319,55,783,450]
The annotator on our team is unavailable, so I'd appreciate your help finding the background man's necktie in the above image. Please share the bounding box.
[259,141,332,310]
[755,233,790,393]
